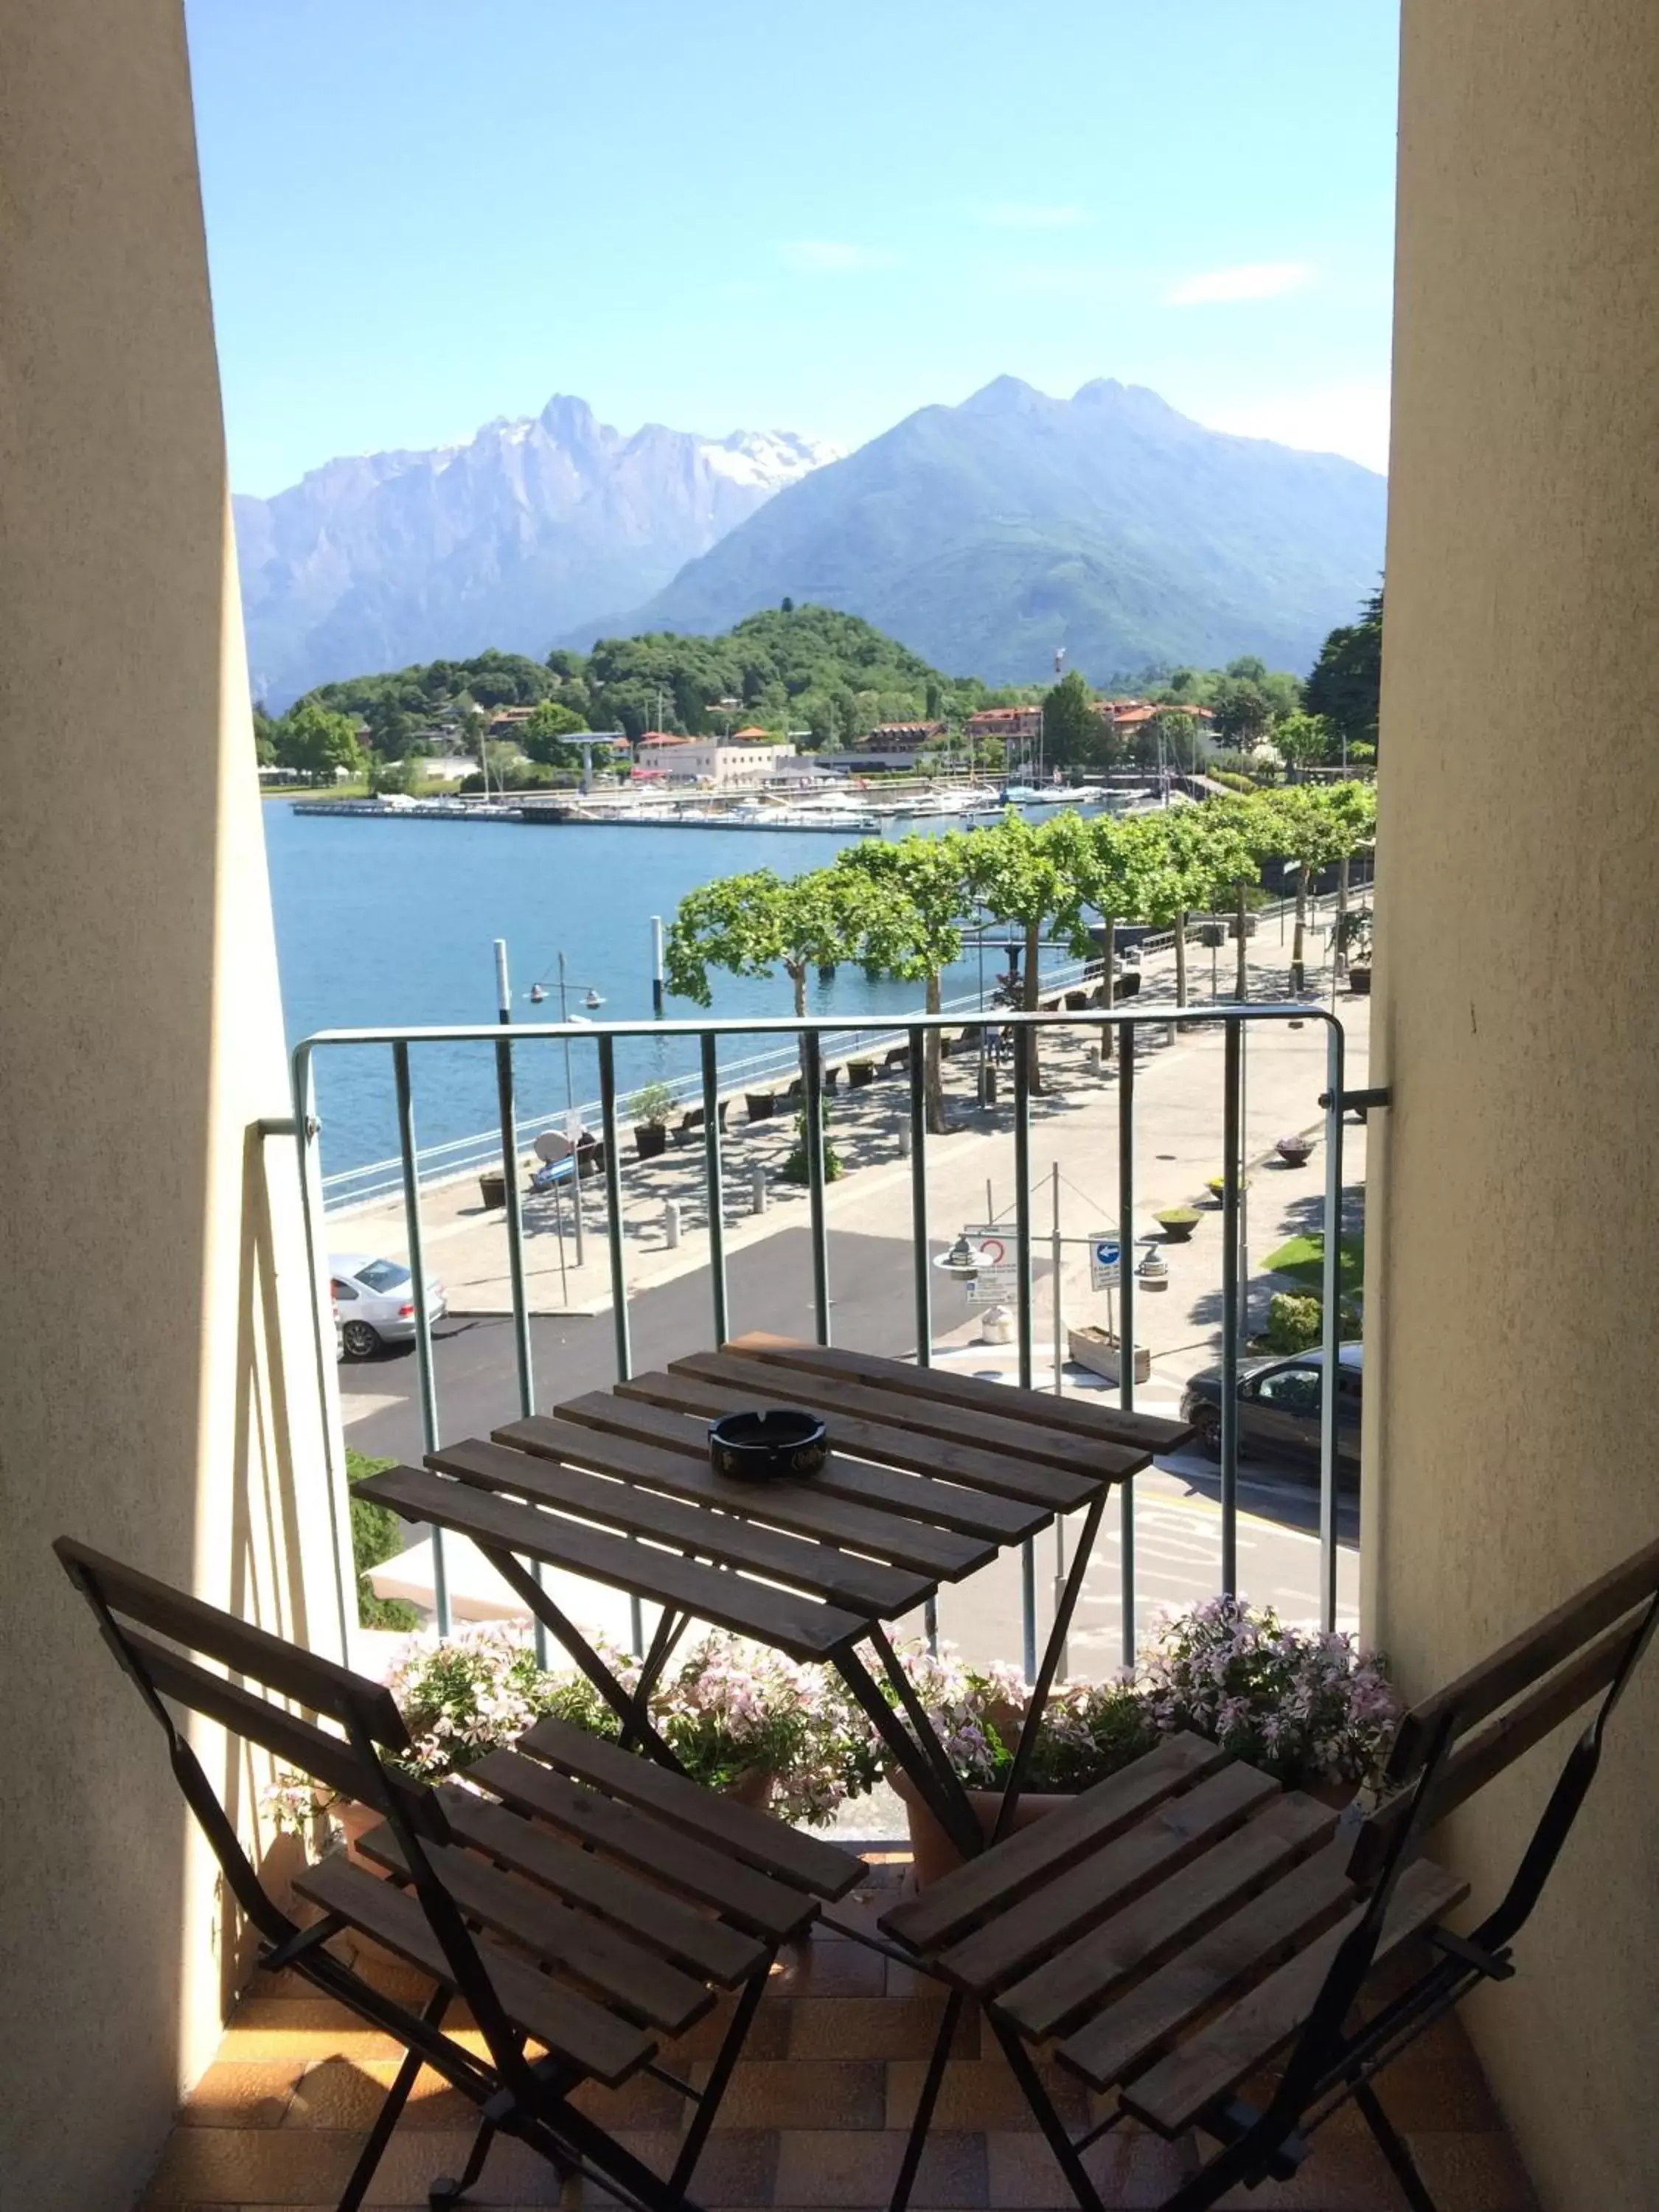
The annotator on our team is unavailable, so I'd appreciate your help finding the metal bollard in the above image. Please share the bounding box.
[749,1162,768,1214]
[897,1121,912,1159]
[664,1198,681,1248]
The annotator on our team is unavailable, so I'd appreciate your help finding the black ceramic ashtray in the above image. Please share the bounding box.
[709,1408,828,1483]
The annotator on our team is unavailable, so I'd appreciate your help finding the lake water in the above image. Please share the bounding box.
[264,804,1018,1187]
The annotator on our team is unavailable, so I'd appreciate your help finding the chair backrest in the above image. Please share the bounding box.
[58,1537,539,2085]
[1350,1532,1659,1883]
[1255,1532,1659,2164]
[55,1536,443,1843]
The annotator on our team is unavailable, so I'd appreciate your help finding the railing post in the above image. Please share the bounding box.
[597,1036,633,1385]
[393,1039,448,1634]
[700,1032,728,1346]
[1318,1016,1346,1632]
[803,1031,830,1346]
[290,1044,357,1665]
[597,1033,644,1658]
[1013,1023,1037,1681]
[493,949,535,1422]
[493,946,545,1666]
[908,1026,937,1652]
[1219,1015,1242,1599]
[908,1023,931,1368]
[1117,1015,1138,1672]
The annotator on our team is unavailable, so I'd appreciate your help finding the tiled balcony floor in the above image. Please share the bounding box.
[139,1852,1537,2212]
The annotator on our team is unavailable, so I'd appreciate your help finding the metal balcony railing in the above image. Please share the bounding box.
[291,1002,1349,1684]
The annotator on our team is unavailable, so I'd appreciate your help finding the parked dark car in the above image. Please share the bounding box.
[1179,1342,1363,1480]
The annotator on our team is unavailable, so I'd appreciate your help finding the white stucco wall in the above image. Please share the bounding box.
[1367,4,1659,2205]
[0,5,339,2203]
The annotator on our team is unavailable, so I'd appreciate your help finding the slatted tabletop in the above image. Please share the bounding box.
[356,1333,1189,1664]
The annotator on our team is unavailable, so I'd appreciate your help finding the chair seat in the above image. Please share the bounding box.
[296,1719,864,2099]
[879,1733,1470,2146]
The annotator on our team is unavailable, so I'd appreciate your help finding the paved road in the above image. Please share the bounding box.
[338,1224,1052,1461]
[340,1220,1358,1641]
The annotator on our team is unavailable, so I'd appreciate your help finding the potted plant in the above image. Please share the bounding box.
[1204,1174,1251,1203]
[1337,908,1374,994]
[1275,1133,1314,1167]
[881,1607,1402,1885]
[627,1082,675,1161]
[267,1623,883,1859]
[1138,1597,1399,1800]
[1155,1206,1201,1243]
[1067,1324,1152,1386]
[265,1621,569,1862]
[882,1648,1156,1887]
[780,1101,844,1186]
[650,1632,879,1822]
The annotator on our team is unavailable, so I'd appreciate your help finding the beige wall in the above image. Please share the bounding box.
[1367,3,1659,2205]
[0,6,338,2205]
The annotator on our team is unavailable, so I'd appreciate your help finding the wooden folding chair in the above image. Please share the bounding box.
[878,1534,1659,2212]
[57,1537,863,2212]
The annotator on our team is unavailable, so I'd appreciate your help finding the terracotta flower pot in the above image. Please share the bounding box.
[723,1767,776,1812]
[889,1767,1070,1889]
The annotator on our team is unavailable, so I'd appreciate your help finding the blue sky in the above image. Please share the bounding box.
[187,1,1400,497]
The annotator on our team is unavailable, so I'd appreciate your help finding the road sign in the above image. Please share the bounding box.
[1090,1234,1121,1291]
[958,1225,1017,1304]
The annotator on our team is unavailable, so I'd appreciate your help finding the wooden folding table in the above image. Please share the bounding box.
[358,1332,1190,1859]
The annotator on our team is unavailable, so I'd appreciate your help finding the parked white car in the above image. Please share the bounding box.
[329,1252,446,1359]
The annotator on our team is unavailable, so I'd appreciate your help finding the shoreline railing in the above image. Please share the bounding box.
[316,870,1369,1213]
[291,1001,1349,1689]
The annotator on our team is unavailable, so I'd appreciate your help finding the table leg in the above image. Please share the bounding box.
[478,1542,689,1775]
[835,1641,983,1860]
[992,1490,1107,1845]
[622,1608,689,1753]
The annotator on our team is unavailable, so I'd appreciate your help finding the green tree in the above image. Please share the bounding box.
[1305,586,1384,756]
[961,814,1079,1092]
[1321,780,1378,977]
[252,704,279,765]
[1211,677,1274,750]
[1180,799,1273,1000]
[837,834,972,1132]
[367,754,417,796]
[1130,810,1211,1012]
[1272,712,1335,778]
[1148,708,1203,775]
[276,700,364,782]
[666,869,881,1092]
[1041,669,1103,769]
[522,698,588,765]
[1066,813,1162,1060]
[1266,788,1352,992]
[364,696,416,757]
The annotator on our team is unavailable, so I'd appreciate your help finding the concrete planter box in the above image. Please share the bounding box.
[1068,1325,1152,1385]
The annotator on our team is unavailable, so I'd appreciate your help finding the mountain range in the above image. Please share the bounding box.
[233,399,838,706]
[235,380,1386,705]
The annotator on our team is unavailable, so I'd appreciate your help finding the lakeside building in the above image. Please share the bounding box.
[965,703,1041,741]
[632,730,798,786]
[863,719,946,751]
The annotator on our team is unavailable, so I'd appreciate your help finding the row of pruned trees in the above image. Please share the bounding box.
[665,786,1377,1133]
